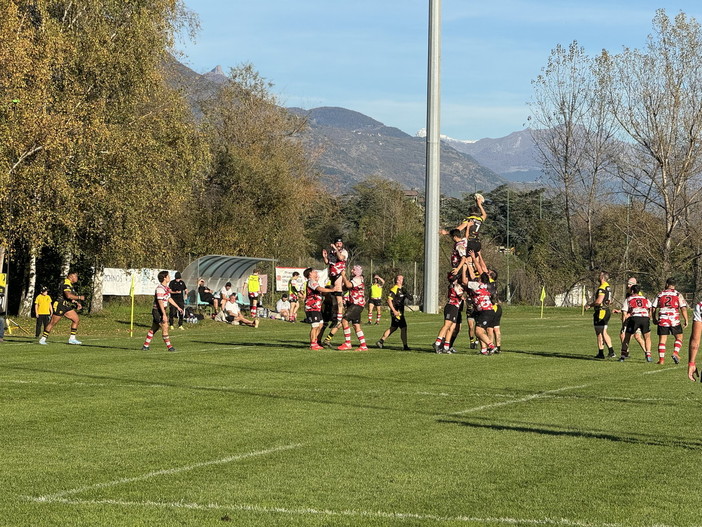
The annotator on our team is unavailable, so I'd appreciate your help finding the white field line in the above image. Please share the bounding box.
[2,379,682,403]
[31,443,303,502]
[642,367,678,375]
[452,385,589,415]
[21,497,639,527]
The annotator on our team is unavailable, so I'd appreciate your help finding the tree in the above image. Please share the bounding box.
[530,41,619,271]
[342,177,424,262]
[196,65,321,262]
[601,10,702,278]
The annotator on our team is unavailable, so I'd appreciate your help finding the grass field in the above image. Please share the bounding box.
[1,305,701,527]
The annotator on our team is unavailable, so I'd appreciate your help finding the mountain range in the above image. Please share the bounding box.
[166,58,544,197]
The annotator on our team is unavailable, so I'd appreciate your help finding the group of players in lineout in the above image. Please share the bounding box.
[31,192,702,381]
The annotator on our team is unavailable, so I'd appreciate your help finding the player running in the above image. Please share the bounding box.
[652,278,688,364]
[376,275,412,351]
[142,271,184,352]
[39,270,85,345]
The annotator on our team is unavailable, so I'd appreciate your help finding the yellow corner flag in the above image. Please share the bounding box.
[540,285,546,319]
[129,273,136,337]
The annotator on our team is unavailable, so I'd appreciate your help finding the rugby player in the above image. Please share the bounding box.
[142,271,184,352]
[619,285,652,362]
[39,270,85,345]
[652,278,688,364]
[337,266,369,351]
[586,271,616,359]
[376,275,412,351]
[303,268,335,350]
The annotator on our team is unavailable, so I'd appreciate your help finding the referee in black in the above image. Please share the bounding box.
[168,272,188,330]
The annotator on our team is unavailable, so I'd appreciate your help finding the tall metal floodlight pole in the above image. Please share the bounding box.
[423,0,441,314]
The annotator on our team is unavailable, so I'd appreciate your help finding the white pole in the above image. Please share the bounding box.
[423,0,441,314]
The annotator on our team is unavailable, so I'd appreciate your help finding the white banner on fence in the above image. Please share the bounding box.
[275,266,329,292]
[102,268,177,296]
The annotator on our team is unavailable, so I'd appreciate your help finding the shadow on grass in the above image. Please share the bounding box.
[438,417,702,450]
[116,320,150,328]
[3,363,439,416]
[507,348,605,361]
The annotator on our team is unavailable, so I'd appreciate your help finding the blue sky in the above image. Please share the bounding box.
[177,1,702,141]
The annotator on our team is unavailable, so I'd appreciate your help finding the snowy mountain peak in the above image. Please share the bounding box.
[415,128,477,144]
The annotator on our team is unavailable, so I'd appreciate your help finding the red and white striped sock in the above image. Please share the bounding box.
[344,327,352,345]
[376,312,381,323]
[674,339,682,355]
[658,343,666,359]
[143,330,154,348]
[163,335,172,349]
[357,330,366,346]
[368,313,373,323]
[251,306,257,318]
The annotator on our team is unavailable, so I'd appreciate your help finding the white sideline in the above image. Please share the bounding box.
[22,497,636,527]
[32,443,303,502]
[642,367,678,375]
[452,385,589,415]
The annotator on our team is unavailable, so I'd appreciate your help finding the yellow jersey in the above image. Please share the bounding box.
[35,294,53,315]
[247,274,261,293]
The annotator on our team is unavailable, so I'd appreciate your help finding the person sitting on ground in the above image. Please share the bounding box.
[276,294,291,321]
[198,278,219,311]
[224,294,258,327]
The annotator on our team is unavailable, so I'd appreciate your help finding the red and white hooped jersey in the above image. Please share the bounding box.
[305,281,323,311]
[622,294,651,318]
[153,284,171,310]
[451,238,467,268]
[348,276,366,307]
[447,280,464,307]
[469,281,493,311]
[327,248,348,277]
[693,301,702,323]
[653,289,687,327]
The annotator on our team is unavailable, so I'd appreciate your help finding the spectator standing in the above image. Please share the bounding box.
[34,286,53,337]
[247,269,262,318]
[288,271,304,322]
[367,274,385,325]
[168,272,188,330]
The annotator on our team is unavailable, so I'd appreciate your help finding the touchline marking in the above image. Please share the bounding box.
[452,385,589,415]
[33,443,303,502]
[642,367,678,375]
[22,497,640,527]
